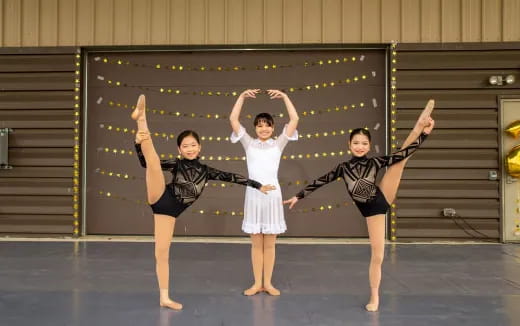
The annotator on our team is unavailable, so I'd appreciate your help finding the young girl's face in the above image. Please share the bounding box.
[255,121,274,141]
[178,135,201,160]
[349,134,371,157]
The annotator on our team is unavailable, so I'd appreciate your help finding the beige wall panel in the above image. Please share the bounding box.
[441,0,461,42]
[227,0,245,44]
[76,0,94,45]
[381,0,400,42]
[361,0,380,42]
[302,0,322,43]
[264,0,283,43]
[94,0,114,45]
[150,0,169,44]
[245,0,263,43]
[208,0,225,44]
[503,0,520,41]
[461,0,482,41]
[482,0,502,41]
[421,0,441,42]
[342,0,361,42]
[58,0,76,45]
[3,0,520,47]
[131,0,151,44]
[283,0,303,43]
[170,0,187,44]
[401,0,420,42]
[113,0,131,45]
[187,0,205,44]
[40,0,58,46]
[322,0,342,43]
[22,0,40,46]
[4,0,22,46]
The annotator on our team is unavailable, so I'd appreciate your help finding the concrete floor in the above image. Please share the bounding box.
[0,241,519,326]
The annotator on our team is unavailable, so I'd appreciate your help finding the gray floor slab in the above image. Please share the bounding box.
[0,242,519,326]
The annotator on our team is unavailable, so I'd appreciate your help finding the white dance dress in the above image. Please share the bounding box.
[231,124,298,234]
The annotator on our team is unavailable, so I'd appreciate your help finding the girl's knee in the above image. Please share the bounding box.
[155,247,169,262]
[371,252,385,265]
[263,236,276,250]
[263,241,275,251]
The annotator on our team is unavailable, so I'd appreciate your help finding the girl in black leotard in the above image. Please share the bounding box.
[284,100,435,312]
[131,95,275,310]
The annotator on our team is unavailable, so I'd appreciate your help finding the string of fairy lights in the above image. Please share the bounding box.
[96,189,351,216]
[100,72,374,96]
[98,123,364,142]
[100,98,371,120]
[94,54,367,72]
[390,42,398,241]
[94,167,343,188]
[73,49,81,237]
[98,145,354,161]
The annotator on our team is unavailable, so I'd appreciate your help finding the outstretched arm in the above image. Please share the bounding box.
[230,89,260,135]
[206,166,275,194]
[284,164,343,209]
[267,89,299,137]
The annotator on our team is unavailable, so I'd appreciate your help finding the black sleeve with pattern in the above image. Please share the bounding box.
[206,166,262,190]
[134,142,177,170]
[373,132,428,168]
[295,163,344,199]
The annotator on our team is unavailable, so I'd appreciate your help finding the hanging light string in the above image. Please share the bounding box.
[101,71,375,96]
[97,145,353,161]
[94,54,368,73]
[390,41,398,242]
[72,49,81,237]
[100,98,369,120]
[96,189,351,215]
[99,123,359,142]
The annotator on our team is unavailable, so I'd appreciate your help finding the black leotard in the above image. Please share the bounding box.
[295,132,428,217]
[135,143,262,218]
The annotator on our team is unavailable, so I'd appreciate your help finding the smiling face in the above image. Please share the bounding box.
[349,133,371,157]
[255,120,274,141]
[177,135,201,160]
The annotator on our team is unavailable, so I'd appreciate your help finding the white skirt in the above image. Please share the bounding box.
[242,187,287,235]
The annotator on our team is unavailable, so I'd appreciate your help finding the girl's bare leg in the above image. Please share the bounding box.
[370,100,433,312]
[379,100,434,203]
[262,234,280,296]
[365,214,386,312]
[132,96,180,309]
[244,234,264,296]
[154,214,182,310]
[131,94,165,204]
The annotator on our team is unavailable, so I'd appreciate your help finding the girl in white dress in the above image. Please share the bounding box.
[230,89,299,296]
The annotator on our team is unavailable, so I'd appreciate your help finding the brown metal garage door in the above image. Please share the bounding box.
[84,48,387,236]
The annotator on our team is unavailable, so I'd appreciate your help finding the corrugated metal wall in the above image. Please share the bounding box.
[0,48,76,234]
[395,43,520,240]
[1,0,519,47]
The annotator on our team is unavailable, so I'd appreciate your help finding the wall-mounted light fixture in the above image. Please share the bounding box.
[489,75,515,86]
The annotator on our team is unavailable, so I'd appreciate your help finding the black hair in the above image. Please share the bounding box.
[349,128,371,142]
[177,130,200,147]
[253,113,274,127]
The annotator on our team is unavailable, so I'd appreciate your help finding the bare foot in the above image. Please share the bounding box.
[243,285,264,296]
[160,299,183,310]
[365,296,379,312]
[131,94,146,121]
[263,285,281,296]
